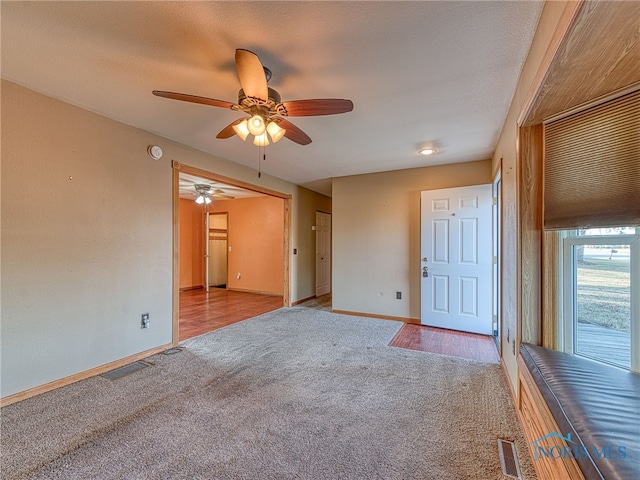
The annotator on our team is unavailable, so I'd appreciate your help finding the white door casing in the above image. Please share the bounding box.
[315,212,331,297]
[420,185,493,335]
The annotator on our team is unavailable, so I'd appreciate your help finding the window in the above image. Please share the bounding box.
[561,227,639,371]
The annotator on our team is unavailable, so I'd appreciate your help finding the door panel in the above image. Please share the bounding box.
[421,184,492,334]
[459,276,478,316]
[460,218,478,264]
[432,275,449,313]
[433,219,449,263]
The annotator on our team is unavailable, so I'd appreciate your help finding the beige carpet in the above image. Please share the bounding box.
[1,308,535,479]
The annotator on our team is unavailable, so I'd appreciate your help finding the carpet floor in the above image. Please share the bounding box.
[1,308,536,479]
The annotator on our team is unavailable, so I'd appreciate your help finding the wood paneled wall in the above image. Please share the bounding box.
[542,231,561,349]
[518,124,544,346]
[524,1,640,126]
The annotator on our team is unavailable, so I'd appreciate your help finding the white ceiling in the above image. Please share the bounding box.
[1,1,543,196]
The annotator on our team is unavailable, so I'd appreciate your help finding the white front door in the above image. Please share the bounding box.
[315,212,331,296]
[420,185,493,335]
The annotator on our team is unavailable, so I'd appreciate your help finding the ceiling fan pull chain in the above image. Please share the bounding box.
[257,145,268,178]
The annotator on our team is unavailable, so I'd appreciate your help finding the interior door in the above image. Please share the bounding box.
[208,213,228,288]
[315,211,331,296]
[420,184,493,335]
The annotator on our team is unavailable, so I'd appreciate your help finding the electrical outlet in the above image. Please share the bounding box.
[141,313,150,329]
[396,291,402,300]
[236,272,241,280]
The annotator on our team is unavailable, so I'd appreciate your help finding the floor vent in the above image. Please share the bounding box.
[100,361,152,381]
[497,439,522,479]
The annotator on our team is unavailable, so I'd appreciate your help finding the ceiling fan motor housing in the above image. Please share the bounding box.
[194,183,213,195]
[238,88,281,109]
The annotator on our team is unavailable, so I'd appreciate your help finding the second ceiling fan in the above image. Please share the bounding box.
[153,49,353,146]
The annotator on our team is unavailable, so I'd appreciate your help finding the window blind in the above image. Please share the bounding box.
[543,89,640,230]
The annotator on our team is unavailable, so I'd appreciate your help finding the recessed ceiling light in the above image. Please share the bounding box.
[418,148,437,156]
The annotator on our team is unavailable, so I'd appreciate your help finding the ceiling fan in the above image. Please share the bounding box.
[193,184,235,204]
[153,49,353,146]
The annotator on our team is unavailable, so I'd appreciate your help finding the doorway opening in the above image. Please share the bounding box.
[207,212,228,290]
[173,162,291,343]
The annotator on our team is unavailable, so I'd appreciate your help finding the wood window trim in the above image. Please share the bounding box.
[516,123,566,351]
[518,124,544,347]
[541,230,561,350]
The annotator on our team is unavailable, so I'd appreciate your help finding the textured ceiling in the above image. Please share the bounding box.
[1,1,543,196]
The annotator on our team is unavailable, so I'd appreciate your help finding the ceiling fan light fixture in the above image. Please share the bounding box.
[266,121,286,143]
[232,119,250,141]
[247,114,266,136]
[253,132,270,146]
[195,195,205,204]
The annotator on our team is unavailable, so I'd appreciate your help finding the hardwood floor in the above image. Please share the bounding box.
[389,323,500,363]
[180,288,283,341]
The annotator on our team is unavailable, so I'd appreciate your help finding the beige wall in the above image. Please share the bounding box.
[0,80,326,399]
[179,199,204,289]
[332,160,492,320]
[492,1,572,389]
[2,80,172,397]
[209,196,284,295]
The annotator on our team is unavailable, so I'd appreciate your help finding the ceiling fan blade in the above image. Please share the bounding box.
[213,189,235,199]
[216,118,244,139]
[277,99,354,117]
[235,49,268,101]
[272,117,312,145]
[153,90,238,109]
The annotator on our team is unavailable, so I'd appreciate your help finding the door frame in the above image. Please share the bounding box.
[315,211,332,297]
[172,161,292,345]
[492,166,502,354]
[206,211,229,291]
